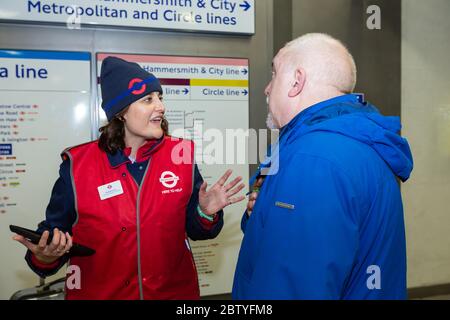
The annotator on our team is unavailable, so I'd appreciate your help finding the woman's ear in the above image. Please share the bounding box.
[116,106,130,123]
[288,68,306,98]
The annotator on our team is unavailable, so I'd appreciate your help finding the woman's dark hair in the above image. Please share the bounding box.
[98,108,169,154]
[161,117,169,136]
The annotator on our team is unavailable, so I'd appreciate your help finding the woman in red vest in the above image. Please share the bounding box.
[13,57,245,299]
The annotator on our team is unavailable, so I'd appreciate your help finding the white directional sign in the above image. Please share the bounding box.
[0,0,255,35]
[97,53,249,296]
[0,49,92,299]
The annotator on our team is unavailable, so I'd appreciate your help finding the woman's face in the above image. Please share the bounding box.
[123,91,165,141]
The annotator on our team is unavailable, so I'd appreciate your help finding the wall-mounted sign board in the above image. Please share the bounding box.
[0,0,255,35]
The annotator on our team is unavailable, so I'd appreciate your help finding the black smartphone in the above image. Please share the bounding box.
[10,225,95,257]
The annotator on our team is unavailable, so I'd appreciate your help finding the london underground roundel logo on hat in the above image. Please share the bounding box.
[159,171,180,189]
[128,78,147,95]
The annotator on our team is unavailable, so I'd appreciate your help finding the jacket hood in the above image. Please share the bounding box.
[291,98,413,181]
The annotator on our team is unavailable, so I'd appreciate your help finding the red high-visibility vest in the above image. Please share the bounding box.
[63,136,199,300]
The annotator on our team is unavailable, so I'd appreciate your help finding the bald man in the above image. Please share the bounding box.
[232,34,413,300]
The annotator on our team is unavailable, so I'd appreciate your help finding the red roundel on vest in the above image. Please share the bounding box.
[128,78,147,95]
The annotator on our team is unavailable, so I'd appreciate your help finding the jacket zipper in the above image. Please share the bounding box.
[135,157,152,300]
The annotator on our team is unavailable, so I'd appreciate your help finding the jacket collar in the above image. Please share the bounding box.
[280,94,361,140]
[106,136,165,168]
[251,94,362,183]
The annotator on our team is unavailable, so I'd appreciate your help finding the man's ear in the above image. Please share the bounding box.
[288,68,306,98]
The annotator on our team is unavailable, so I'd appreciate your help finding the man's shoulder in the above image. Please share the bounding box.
[294,130,371,156]
[287,130,385,176]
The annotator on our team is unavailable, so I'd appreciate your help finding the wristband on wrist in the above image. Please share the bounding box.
[197,205,216,222]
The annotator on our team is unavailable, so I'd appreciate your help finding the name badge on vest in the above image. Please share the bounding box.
[98,180,124,200]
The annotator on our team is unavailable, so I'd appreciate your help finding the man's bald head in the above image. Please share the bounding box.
[264,33,358,129]
[282,33,357,94]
